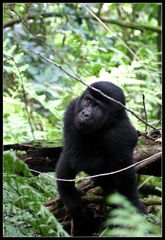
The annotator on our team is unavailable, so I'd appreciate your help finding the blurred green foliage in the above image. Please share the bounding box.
[3,151,69,237]
[100,193,161,237]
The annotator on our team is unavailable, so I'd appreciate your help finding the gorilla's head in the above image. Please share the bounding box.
[74,81,126,133]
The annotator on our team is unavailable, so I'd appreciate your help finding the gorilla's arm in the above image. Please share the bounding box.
[56,98,83,215]
[56,153,82,215]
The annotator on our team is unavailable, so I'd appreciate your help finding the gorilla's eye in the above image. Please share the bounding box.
[85,98,91,104]
[95,104,100,110]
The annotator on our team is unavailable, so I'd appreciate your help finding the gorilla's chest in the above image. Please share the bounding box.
[71,140,106,174]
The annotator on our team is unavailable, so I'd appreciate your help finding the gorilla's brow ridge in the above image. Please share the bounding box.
[85,94,102,106]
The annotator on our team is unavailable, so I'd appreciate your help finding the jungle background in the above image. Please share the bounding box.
[3,3,162,237]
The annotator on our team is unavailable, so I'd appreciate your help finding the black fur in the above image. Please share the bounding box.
[56,81,145,232]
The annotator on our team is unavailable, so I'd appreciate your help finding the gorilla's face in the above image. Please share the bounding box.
[74,82,125,134]
[75,93,106,133]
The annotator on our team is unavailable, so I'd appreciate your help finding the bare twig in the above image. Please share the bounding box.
[135,152,161,172]
[138,176,153,190]
[141,198,162,206]
[3,11,161,33]
[12,57,35,140]
[82,4,138,62]
[24,49,157,130]
[81,4,160,79]
[28,152,162,182]
[142,93,148,132]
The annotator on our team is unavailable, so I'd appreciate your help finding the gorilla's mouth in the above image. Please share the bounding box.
[77,117,86,124]
[77,119,90,128]
[75,117,94,133]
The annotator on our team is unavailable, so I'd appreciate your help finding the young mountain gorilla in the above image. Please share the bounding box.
[56,81,146,234]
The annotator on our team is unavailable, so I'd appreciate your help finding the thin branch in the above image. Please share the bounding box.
[101,18,161,33]
[3,12,161,33]
[81,4,160,80]
[12,58,35,140]
[142,93,148,132]
[3,12,62,28]
[24,49,157,130]
[135,152,161,172]
[82,4,139,63]
[138,176,153,190]
[28,152,162,182]
[141,198,162,206]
